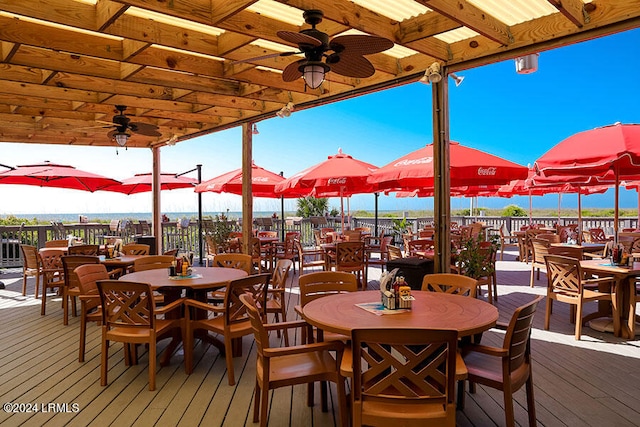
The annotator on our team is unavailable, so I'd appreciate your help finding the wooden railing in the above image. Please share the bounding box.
[1,215,633,268]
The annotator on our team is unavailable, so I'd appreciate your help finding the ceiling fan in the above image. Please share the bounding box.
[78,105,162,146]
[237,10,394,89]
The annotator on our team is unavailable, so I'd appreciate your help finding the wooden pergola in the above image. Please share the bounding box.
[1,0,638,263]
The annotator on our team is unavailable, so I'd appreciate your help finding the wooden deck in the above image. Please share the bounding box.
[1,251,639,427]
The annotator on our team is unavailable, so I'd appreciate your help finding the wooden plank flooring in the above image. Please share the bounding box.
[0,251,639,427]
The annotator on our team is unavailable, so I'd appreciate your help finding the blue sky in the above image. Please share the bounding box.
[1,28,639,217]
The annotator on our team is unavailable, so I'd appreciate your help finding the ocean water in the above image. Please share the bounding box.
[4,211,280,223]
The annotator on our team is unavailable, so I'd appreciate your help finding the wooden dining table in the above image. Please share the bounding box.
[580,259,639,339]
[120,267,248,364]
[301,290,498,338]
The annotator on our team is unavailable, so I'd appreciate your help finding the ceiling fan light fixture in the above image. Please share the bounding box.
[114,132,129,147]
[450,73,465,86]
[302,62,329,89]
[252,123,259,134]
[276,102,295,118]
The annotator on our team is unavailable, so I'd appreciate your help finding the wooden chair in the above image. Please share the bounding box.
[589,227,610,243]
[212,253,253,274]
[499,223,519,261]
[67,244,101,255]
[183,273,269,385]
[407,238,434,258]
[132,255,174,272]
[418,227,435,238]
[256,230,277,238]
[96,280,184,391]
[387,244,403,260]
[75,263,110,362]
[530,238,552,288]
[366,235,393,271]
[44,239,69,248]
[343,229,362,242]
[250,237,269,273]
[421,273,479,408]
[463,295,544,427]
[334,241,367,291]
[121,243,150,255]
[351,328,458,427]
[163,248,179,256]
[19,244,43,297]
[544,255,618,340]
[61,255,100,325]
[421,273,478,296]
[294,238,325,275]
[239,293,348,427]
[523,228,546,263]
[475,243,497,303]
[536,233,560,243]
[39,248,65,316]
[266,259,293,345]
[274,233,298,275]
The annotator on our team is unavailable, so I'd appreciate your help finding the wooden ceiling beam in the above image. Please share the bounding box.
[415,0,512,45]
[547,0,587,27]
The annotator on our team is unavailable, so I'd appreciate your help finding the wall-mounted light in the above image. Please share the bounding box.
[419,62,442,84]
[276,102,295,118]
[515,53,539,74]
[114,132,129,147]
[450,73,465,86]
[252,123,259,135]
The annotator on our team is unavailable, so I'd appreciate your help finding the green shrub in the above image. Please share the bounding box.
[501,205,527,217]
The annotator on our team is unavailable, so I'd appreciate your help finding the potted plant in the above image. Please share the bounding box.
[391,217,410,247]
[455,233,500,280]
[208,211,234,253]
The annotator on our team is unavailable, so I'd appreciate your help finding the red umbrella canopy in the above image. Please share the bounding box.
[0,162,122,192]
[274,149,379,197]
[368,141,528,191]
[534,123,640,178]
[195,163,292,198]
[102,172,197,195]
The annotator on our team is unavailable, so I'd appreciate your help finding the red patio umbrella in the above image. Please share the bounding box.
[534,123,640,239]
[274,149,379,230]
[195,163,292,198]
[0,162,121,192]
[368,141,528,191]
[102,172,197,195]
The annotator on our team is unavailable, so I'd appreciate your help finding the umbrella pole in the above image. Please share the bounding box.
[197,164,203,265]
[558,193,561,224]
[374,193,379,236]
[529,190,532,226]
[280,171,285,241]
[615,168,620,244]
[578,189,582,242]
[340,188,345,232]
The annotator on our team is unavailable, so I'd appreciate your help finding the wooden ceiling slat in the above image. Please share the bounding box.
[0,0,636,147]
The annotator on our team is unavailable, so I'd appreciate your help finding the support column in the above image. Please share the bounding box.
[151,146,162,255]
[432,69,451,273]
[242,123,253,254]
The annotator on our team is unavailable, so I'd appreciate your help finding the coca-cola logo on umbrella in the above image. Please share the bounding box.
[477,167,497,176]
[394,157,433,167]
[328,177,347,185]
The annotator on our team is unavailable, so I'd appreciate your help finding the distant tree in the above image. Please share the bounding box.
[501,204,527,217]
[296,197,328,217]
[329,207,340,217]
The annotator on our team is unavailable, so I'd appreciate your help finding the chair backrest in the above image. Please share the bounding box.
[421,273,478,297]
[122,243,150,255]
[536,233,561,243]
[108,219,120,233]
[39,248,64,274]
[75,263,110,295]
[549,245,584,259]
[163,248,178,256]
[501,295,543,377]
[387,245,403,260]
[351,328,458,424]
[298,271,358,307]
[239,293,271,359]
[133,255,174,272]
[499,223,511,238]
[271,259,293,293]
[407,238,434,256]
[343,230,362,242]
[213,253,253,274]
[20,244,40,270]
[223,273,270,327]
[139,220,151,235]
[313,229,325,246]
[335,241,366,268]
[67,244,101,255]
[97,280,156,329]
[418,228,435,238]
[45,239,68,248]
[531,238,551,264]
[62,255,100,291]
[379,235,393,253]
[544,254,584,296]
[257,230,277,238]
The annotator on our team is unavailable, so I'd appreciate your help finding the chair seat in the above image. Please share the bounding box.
[106,318,177,341]
[359,400,453,423]
[193,316,252,336]
[464,350,530,391]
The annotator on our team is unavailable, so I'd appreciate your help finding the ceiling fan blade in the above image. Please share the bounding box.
[231,51,299,65]
[330,35,394,55]
[75,124,116,131]
[329,55,375,78]
[277,31,322,47]
[130,122,162,137]
[282,59,305,82]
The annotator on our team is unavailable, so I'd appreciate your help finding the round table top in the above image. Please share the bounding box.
[302,290,498,338]
[120,267,247,290]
